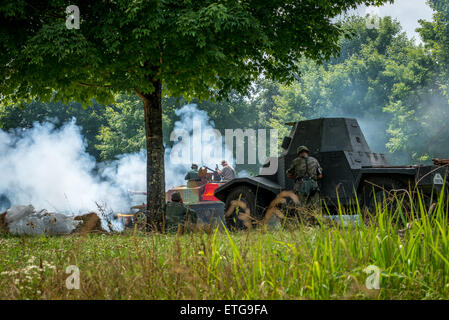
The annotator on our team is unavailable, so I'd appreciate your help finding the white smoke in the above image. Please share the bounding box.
[0,104,234,213]
[101,151,146,194]
[0,120,132,213]
[164,103,234,190]
[237,170,250,178]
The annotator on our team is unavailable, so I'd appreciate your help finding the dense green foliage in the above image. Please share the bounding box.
[268,16,449,164]
[1,5,448,168]
[419,0,449,94]
[0,0,387,105]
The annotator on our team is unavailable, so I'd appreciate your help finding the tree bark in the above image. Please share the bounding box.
[135,79,165,231]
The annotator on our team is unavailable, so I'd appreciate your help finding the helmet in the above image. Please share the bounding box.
[297,146,310,154]
[171,191,182,202]
[191,163,198,169]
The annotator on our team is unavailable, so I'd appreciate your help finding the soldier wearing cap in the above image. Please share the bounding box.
[286,146,323,207]
[165,191,197,232]
[217,160,236,181]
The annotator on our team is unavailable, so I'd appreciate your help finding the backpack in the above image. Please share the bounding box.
[298,178,318,195]
[298,158,319,195]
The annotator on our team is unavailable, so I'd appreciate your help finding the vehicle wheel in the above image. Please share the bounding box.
[361,177,410,222]
[224,186,265,230]
[134,210,147,231]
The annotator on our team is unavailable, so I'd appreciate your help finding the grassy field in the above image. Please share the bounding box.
[1,191,449,300]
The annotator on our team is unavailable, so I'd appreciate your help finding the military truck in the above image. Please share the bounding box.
[214,118,449,228]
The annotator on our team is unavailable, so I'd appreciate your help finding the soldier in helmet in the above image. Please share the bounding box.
[165,191,198,232]
[286,146,323,208]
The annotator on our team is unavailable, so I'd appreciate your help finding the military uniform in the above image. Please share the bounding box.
[185,169,199,181]
[165,201,198,232]
[286,146,322,208]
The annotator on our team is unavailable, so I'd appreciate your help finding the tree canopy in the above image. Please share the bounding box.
[1,0,389,104]
[3,12,449,169]
[418,0,449,97]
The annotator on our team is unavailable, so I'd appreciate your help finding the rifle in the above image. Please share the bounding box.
[204,166,219,174]
[203,165,222,182]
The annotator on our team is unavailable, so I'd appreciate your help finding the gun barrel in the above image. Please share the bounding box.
[204,166,218,173]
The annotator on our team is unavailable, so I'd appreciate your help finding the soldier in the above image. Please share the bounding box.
[165,191,198,232]
[286,146,323,208]
[217,160,236,181]
[185,164,200,181]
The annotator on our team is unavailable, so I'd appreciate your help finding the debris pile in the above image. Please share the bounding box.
[0,205,106,236]
[433,158,449,166]
[73,212,106,234]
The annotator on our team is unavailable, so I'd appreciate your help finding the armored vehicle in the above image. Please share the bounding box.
[120,167,226,228]
[165,174,225,226]
[214,118,449,228]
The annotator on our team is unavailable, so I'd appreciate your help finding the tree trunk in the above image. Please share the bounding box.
[135,79,165,231]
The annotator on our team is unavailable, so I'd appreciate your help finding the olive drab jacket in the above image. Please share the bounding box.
[184,169,199,181]
[287,156,322,181]
[165,201,197,232]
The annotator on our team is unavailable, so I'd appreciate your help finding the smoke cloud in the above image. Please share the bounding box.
[0,121,135,213]
[0,104,235,213]
[165,103,234,190]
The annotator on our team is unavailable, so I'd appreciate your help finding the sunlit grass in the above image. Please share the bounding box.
[0,188,448,299]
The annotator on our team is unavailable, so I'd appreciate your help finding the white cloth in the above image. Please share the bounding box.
[4,205,81,235]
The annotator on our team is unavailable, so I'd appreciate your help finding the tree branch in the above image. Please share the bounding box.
[77,82,111,88]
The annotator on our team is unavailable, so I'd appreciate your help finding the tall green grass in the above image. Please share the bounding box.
[0,189,448,299]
